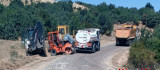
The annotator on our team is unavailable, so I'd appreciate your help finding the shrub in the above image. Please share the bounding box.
[128,26,160,69]
[10,50,19,61]
[128,41,156,69]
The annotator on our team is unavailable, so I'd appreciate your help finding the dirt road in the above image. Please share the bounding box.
[17,42,129,70]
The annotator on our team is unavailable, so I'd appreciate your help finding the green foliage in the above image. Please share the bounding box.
[145,3,154,10]
[129,41,155,69]
[139,3,160,28]
[129,26,160,69]
[0,1,158,40]
[145,13,160,28]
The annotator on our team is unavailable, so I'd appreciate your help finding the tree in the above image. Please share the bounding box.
[145,3,154,10]
[9,0,24,7]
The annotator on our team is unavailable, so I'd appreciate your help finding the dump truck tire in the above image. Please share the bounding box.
[50,49,57,56]
[126,40,132,46]
[91,43,96,53]
[116,39,119,46]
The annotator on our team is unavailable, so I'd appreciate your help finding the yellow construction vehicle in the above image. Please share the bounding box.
[57,25,75,38]
[115,24,137,46]
[47,25,76,56]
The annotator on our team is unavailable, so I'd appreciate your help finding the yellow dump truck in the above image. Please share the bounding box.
[115,25,137,46]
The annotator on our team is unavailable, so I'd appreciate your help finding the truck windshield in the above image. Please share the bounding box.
[59,28,65,35]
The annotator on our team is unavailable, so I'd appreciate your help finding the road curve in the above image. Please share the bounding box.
[18,43,129,70]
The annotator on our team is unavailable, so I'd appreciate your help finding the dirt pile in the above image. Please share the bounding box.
[0,57,36,70]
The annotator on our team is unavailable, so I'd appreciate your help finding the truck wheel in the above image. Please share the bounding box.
[116,39,119,46]
[65,47,72,55]
[97,42,100,51]
[71,47,76,54]
[126,40,131,46]
[91,43,96,53]
[26,51,30,56]
[50,49,57,56]
[26,50,32,56]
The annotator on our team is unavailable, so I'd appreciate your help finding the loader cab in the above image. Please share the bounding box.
[58,25,70,38]
[27,28,34,40]
[48,31,63,47]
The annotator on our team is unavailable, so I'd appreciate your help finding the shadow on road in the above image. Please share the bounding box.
[115,45,130,47]
[76,51,93,54]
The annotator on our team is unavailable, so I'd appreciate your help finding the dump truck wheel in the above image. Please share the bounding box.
[97,42,100,51]
[126,40,131,46]
[50,49,57,56]
[65,47,72,55]
[116,39,119,46]
[91,43,96,53]
[116,42,119,46]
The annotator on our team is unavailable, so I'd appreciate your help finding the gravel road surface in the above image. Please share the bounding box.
[17,42,129,70]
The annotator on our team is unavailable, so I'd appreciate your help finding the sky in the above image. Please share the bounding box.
[72,0,160,11]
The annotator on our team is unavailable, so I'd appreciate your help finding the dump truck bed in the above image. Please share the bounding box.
[115,28,131,38]
[115,24,137,46]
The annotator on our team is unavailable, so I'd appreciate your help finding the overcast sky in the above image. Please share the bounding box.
[72,0,160,11]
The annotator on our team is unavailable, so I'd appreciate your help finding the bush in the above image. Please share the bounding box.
[128,26,160,69]
[128,41,156,69]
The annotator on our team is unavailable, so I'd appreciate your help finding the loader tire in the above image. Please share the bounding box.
[26,50,32,56]
[91,43,96,53]
[26,51,29,56]
[41,49,47,57]
[50,49,57,56]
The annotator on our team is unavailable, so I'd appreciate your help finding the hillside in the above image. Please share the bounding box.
[0,0,56,5]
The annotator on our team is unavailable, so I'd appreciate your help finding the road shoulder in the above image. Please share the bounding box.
[112,47,130,69]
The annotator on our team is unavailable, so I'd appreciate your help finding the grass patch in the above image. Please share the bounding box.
[10,46,24,61]
[10,50,19,61]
